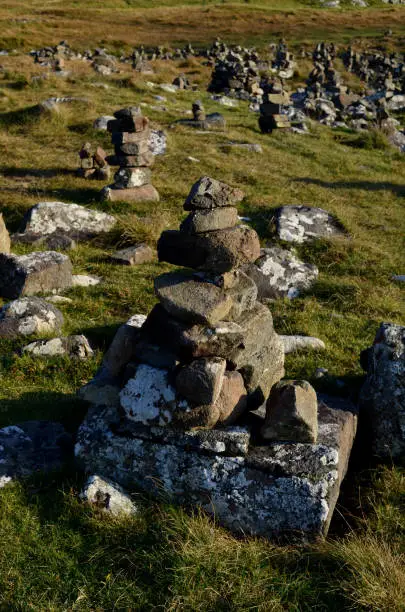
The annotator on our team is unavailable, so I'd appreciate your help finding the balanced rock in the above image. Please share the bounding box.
[0,251,72,299]
[0,214,10,253]
[184,176,244,210]
[245,246,319,299]
[359,323,405,460]
[19,201,116,240]
[262,380,318,443]
[275,206,347,243]
[0,297,64,338]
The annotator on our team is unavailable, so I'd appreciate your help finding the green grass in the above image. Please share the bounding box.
[0,4,404,609]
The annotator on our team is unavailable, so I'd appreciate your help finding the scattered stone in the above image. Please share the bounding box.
[38,96,89,112]
[0,421,72,487]
[0,297,64,338]
[262,380,318,443]
[359,323,405,460]
[392,274,405,283]
[110,244,155,265]
[245,246,319,299]
[72,274,101,287]
[22,335,93,359]
[281,335,326,354]
[80,474,138,516]
[19,201,116,241]
[101,184,160,203]
[0,214,10,253]
[275,206,348,243]
[0,251,72,299]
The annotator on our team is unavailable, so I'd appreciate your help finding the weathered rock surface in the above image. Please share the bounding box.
[176,357,226,405]
[149,129,167,156]
[154,273,233,325]
[19,201,116,240]
[245,246,319,299]
[76,394,357,541]
[23,335,93,359]
[100,184,160,203]
[0,421,72,487]
[275,206,348,243]
[216,371,248,425]
[184,176,244,211]
[80,474,138,516]
[262,380,318,443]
[0,251,72,299]
[0,214,10,253]
[72,274,101,287]
[359,323,405,460]
[0,297,64,338]
[180,207,239,234]
[110,244,155,266]
[281,335,326,354]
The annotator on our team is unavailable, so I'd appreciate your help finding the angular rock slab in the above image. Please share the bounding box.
[75,394,357,541]
[20,201,116,240]
[245,246,318,299]
[0,421,72,488]
[0,251,72,299]
[80,474,138,516]
[359,323,405,460]
[275,206,348,243]
[0,297,64,338]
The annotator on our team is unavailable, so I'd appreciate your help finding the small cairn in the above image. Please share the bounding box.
[259,89,291,133]
[100,107,159,202]
[77,142,110,180]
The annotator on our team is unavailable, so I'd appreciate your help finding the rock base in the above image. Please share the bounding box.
[100,184,160,203]
[76,394,357,541]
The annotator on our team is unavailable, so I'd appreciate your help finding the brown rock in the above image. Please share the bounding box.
[110,244,155,266]
[176,357,226,405]
[261,380,318,443]
[216,371,248,425]
[0,214,11,253]
[112,130,150,145]
[100,184,159,203]
[94,146,108,167]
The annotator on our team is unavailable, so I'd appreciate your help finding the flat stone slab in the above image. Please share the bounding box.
[275,206,348,243]
[0,297,64,338]
[20,201,116,240]
[0,421,72,488]
[75,394,357,541]
[100,184,160,203]
[0,251,72,299]
[245,246,318,299]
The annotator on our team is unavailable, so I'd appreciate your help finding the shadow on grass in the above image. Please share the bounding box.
[294,177,405,197]
[0,166,76,179]
[0,104,41,127]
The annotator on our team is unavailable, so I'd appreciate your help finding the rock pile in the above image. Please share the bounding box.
[77,142,110,180]
[76,177,358,542]
[259,91,292,133]
[100,107,159,203]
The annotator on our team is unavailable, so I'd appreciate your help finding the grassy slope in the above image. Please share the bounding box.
[0,1,404,609]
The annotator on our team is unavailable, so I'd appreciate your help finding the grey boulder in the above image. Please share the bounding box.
[80,474,138,516]
[22,335,93,359]
[275,206,348,243]
[0,297,64,338]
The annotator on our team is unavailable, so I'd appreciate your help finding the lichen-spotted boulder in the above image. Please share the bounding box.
[0,297,64,338]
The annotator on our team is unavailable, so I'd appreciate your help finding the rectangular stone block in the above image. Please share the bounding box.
[0,252,73,299]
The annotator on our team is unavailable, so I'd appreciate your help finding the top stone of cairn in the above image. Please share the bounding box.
[184,176,245,211]
[107,106,150,134]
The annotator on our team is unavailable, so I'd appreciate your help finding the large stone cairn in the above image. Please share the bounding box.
[100,107,159,203]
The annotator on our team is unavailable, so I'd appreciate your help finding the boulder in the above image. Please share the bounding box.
[19,201,116,240]
[0,251,72,299]
[184,176,244,211]
[359,323,405,460]
[176,357,226,405]
[22,335,93,359]
[262,380,318,443]
[80,475,138,516]
[0,214,10,253]
[0,297,64,338]
[0,421,71,488]
[154,272,233,326]
[275,206,348,243]
[245,246,318,299]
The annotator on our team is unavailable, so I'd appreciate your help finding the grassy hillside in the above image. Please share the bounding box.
[0,1,404,609]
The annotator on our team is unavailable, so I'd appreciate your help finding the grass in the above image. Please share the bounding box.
[0,0,404,609]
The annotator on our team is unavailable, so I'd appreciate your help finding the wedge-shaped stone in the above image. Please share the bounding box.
[262,380,318,443]
[154,272,233,325]
[176,357,226,405]
[180,207,239,234]
[0,251,72,299]
[184,176,244,210]
[216,371,248,425]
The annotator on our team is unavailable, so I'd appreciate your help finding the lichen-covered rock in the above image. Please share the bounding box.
[275,206,348,243]
[80,474,138,516]
[19,201,116,240]
[23,335,93,359]
[75,394,357,541]
[72,274,101,287]
[281,335,326,354]
[359,323,405,460]
[0,251,72,299]
[245,246,318,299]
[184,176,244,210]
[0,297,64,338]
[0,213,10,253]
[0,421,71,487]
[262,380,318,443]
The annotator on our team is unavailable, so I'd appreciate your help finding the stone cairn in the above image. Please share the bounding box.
[77,142,110,180]
[100,107,159,203]
[259,90,292,133]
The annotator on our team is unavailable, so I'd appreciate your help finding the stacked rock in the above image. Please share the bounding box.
[100,107,159,203]
[120,176,285,429]
[77,142,110,180]
[259,91,291,133]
